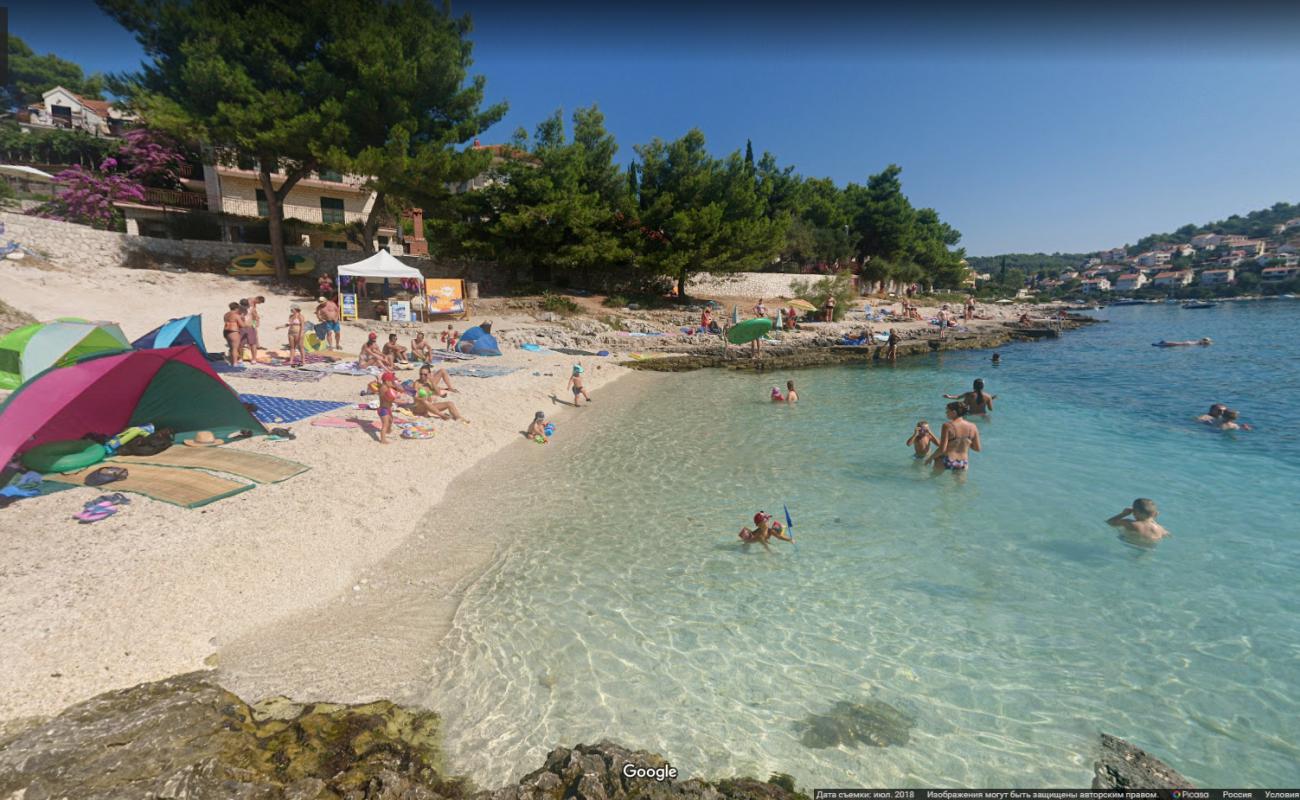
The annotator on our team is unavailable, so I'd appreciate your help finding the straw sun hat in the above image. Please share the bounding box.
[183,431,223,447]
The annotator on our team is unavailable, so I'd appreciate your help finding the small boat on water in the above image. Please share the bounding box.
[1182,301,1217,309]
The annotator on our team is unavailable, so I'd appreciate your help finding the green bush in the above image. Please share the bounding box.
[541,291,580,316]
[602,294,628,308]
[790,270,856,321]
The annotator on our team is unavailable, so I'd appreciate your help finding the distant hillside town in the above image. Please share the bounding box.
[966,202,1300,298]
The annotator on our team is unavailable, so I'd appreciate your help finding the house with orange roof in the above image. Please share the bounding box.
[1152,269,1194,288]
[22,86,134,137]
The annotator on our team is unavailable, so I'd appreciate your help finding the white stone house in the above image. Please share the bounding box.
[1198,269,1235,286]
[1136,251,1171,267]
[23,86,134,137]
[1261,266,1300,283]
[1114,273,1148,292]
[1190,233,1220,248]
[1080,277,1111,293]
[1152,270,1194,288]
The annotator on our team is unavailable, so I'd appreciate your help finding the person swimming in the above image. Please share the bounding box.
[1154,337,1213,347]
[1106,498,1171,546]
[1196,403,1227,424]
[943,378,995,416]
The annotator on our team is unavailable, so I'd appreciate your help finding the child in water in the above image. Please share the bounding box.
[1106,498,1171,546]
[567,365,592,406]
[770,386,785,402]
[737,512,793,551]
[785,380,798,403]
[906,420,940,458]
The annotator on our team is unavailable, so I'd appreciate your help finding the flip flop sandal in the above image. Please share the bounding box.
[93,493,131,506]
[75,507,118,523]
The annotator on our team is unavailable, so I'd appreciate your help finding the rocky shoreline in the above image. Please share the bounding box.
[0,673,1192,798]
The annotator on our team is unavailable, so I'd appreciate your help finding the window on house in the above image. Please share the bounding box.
[378,236,390,252]
[237,153,258,171]
[318,169,343,182]
[255,189,268,217]
[320,197,345,224]
[322,239,349,250]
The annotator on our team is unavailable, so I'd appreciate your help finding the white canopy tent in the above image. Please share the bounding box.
[336,250,425,320]
[336,249,422,280]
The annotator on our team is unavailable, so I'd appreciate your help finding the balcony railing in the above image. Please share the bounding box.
[142,187,209,209]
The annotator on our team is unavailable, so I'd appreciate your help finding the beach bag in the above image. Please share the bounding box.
[118,428,175,456]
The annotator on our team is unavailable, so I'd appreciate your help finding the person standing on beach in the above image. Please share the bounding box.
[567,364,592,406]
[927,401,982,473]
[238,298,258,363]
[222,302,243,366]
[316,296,341,350]
[886,328,899,361]
[823,294,836,322]
[965,296,976,321]
[280,305,305,366]
[944,378,995,416]
[376,371,399,444]
[1106,499,1170,546]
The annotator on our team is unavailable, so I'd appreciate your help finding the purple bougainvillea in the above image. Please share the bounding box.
[29,128,184,230]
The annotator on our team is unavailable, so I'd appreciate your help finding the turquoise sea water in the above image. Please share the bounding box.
[422,301,1300,787]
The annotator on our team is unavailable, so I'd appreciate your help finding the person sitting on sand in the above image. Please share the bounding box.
[753,297,768,319]
[383,333,409,364]
[359,332,395,370]
[785,305,798,331]
[279,306,306,367]
[376,371,399,444]
[700,307,721,334]
[927,401,982,473]
[738,511,793,552]
[784,380,799,403]
[1106,498,1170,546]
[568,364,592,406]
[223,302,243,366]
[944,378,995,416]
[411,331,433,363]
[907,420,940,459]
[373,297,390,321]
[412,365,469,423]
[526,411,549,442]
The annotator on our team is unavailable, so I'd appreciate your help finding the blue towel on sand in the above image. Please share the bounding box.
[237,394,351,424]
[445,365,519,379]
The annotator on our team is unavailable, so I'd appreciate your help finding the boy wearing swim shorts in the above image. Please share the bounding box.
[567,364,591,406]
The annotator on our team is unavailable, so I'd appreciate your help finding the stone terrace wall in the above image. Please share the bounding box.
[1,212,409,276]
[687,271,824,298]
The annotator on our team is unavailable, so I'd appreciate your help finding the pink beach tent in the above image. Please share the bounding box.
[0,345,265,469]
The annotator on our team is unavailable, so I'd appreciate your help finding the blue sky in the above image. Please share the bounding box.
[9,0,1300,255]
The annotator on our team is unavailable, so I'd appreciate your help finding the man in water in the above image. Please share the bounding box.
[943,378,995,416]
[1197,403,1227,424]
[1106,498,1171,546]
[738,512,792,551]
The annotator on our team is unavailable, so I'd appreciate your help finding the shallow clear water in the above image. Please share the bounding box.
[422,301,1300,787]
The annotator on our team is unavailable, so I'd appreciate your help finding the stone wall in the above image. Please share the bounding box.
[687,271,828,298]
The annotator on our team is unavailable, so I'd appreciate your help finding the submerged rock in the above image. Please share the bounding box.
[1092,732,1195,790]
[794,699,915,749]
[0,671,467,800]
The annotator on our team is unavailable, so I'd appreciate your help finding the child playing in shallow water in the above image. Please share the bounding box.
[1106,498,1171,546]
[906,420,940,458]
[738,511,793,552]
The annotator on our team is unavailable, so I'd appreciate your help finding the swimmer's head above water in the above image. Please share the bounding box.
[1131,498,1158,521]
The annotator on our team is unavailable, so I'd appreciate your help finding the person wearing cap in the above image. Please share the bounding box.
[279,305,306,366]
[566,364,592,406]
[359,332,394,370]
[316,295,341,350]
[737,511,792,551]
[376,371,400,444]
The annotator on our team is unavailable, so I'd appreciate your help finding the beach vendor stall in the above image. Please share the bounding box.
[335,250,425,321]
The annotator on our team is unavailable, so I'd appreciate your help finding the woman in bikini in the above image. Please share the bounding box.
[943,378,995,416]
[359,332,395,370]
[411,365,470,423]
[222,302,244,366]
[927,401,982,473]
[282,306,306,366]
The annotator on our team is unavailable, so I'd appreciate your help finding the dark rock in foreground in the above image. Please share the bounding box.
[1092,732,1195,790]
[0,672,1194,797]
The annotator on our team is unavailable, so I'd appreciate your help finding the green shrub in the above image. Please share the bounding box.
[790,270,857,321]
[541,291,580,316]
[602,294,628,308]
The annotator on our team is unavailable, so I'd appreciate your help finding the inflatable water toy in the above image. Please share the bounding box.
[104,424,154,455]
[227,251,316,276]
[727,317,773,345]
[22,438,108,473]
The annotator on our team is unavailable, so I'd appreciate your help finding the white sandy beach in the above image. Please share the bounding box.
[0,254,1054,721]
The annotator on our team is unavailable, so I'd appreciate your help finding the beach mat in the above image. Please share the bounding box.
[238,394,351,424]
[111,448,308,484]
[48,463,253,508]
[226,367,326,383]
[445,365,518,378]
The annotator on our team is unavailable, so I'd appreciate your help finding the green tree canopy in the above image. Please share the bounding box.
[633,129,787,297]
[4,36,105,109]
[102,0,502,280]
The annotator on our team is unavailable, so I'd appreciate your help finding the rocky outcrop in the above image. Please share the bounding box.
[476,741,805,800]
[0,673,1193,798]
[0,671,466,800]
[1092,732,1195,790]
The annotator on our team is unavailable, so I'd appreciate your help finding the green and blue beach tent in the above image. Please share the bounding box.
[132,314,205,351]
[0,318,131,390]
